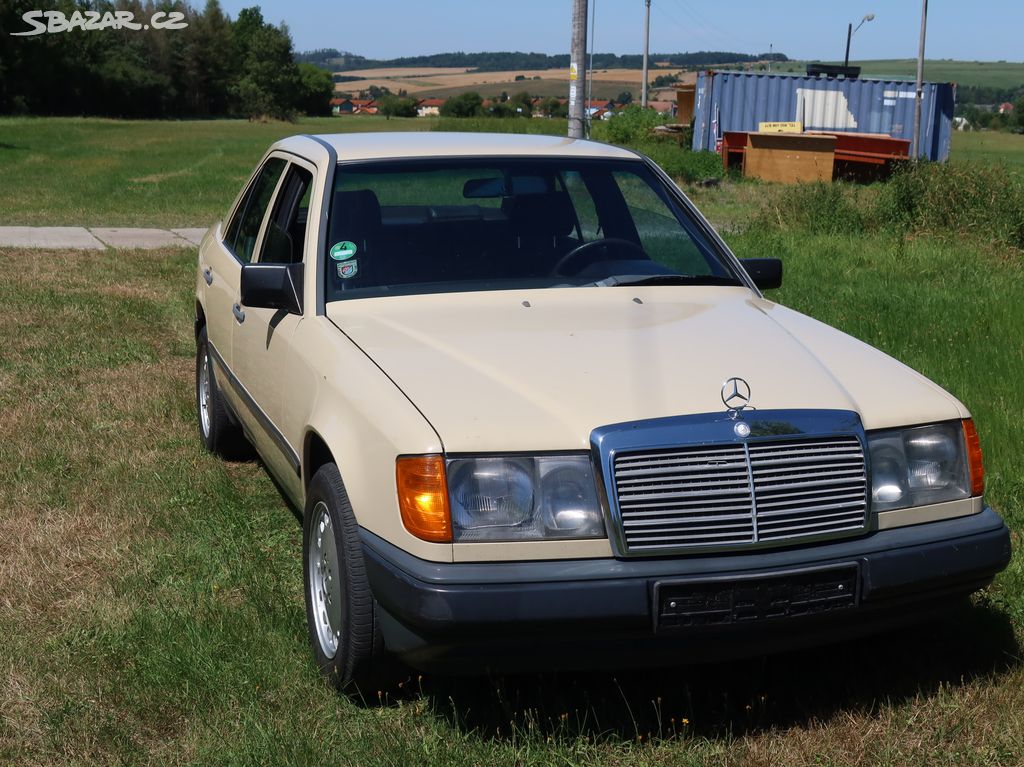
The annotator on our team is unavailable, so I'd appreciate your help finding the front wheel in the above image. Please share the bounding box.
[303,463,401,695]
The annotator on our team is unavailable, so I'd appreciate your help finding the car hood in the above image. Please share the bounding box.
[326,287,966,452]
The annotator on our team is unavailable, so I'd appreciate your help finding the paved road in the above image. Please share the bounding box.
[0,226,208,250]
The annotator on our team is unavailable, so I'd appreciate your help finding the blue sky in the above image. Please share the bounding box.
[220,1,1021,63]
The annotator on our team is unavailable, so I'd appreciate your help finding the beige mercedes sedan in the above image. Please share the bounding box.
[194,132,1010,691]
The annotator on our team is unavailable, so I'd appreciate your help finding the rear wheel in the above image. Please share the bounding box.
[195,326,243,456]
[303,463,402,695]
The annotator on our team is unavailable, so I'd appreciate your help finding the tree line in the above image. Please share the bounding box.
[959,99,1024,133]
[0,0,333,119]
[956,84,1024,108]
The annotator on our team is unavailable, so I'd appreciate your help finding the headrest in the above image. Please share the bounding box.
[330,189,382,244]
[504,191,576,238]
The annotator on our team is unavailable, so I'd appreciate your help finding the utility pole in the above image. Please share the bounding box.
[641,0,651,108]
[912,0,928,160]
[586,0,596,137]
[568,0,588,139]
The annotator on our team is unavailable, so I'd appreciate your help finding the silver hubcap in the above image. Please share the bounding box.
[198,350,212,438]
[308,501,342,659]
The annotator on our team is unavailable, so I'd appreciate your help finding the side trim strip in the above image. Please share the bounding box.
[208,341,301,476]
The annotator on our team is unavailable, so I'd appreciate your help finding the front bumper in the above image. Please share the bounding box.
[361,507,1011,673]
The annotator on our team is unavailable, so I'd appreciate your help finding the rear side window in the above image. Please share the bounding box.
[224,157,287,262]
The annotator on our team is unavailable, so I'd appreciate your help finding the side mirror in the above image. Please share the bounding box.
[740,258,783,291]
[240,262,303,315]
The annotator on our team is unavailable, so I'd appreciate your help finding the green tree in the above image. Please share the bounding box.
[539,98,568,118]
[231,14,301,119]
[231,6,265,71]
[379,95,417,119]
[602,103,670,144]
[182,0,234,116]
[488,101,515,118]
[296,62,334,115]
[507,91,533,117]
[440,92,483,117]
[616,91,633,105]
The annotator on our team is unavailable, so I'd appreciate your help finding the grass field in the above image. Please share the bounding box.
[1,232,1021,765]
[951,130,1024,166]
[0,116,430,228]
[3,117,1024,230]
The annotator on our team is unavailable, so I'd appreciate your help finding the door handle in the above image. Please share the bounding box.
[232,303,245,323]
[202,267,213,286]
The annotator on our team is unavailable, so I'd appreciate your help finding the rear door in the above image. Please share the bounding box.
[199,156,287,414]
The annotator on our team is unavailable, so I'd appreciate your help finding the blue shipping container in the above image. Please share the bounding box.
[691,70,955,162]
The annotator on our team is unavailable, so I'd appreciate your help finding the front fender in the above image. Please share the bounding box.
[284,316,453,563]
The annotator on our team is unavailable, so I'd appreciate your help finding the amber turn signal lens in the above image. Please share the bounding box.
[396,455,451,542]
[962,419,985,497]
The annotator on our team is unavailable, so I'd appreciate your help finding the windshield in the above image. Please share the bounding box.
[323,157,739,301]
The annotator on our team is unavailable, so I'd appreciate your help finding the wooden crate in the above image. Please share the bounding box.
[743,133,836,183]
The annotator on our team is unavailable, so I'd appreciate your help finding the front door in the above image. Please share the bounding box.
[232,159,316,501]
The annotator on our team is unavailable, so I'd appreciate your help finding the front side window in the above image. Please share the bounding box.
[259,164,314,265]
[225,157,287,263]
[323,157,738,301]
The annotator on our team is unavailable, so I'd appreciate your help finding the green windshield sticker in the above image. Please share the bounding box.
[330,241,358,260]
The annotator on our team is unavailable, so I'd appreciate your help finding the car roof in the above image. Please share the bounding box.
[276,131,640,163]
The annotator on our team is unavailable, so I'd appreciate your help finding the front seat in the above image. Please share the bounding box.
[502,191,578,276]
[327,189,383,292]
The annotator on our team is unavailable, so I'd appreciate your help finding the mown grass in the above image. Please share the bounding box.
[1,226,1022,764]
[0,116,429,228]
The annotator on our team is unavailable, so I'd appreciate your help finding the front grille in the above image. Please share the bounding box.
[613,435,867,553]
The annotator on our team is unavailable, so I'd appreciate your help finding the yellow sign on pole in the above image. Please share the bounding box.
[569,63,579,82]
[758,121,803,134]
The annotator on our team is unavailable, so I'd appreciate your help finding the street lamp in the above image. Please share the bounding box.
[844,13,875,68]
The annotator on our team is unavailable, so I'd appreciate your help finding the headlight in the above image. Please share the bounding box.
[447,455,605,541]
[867,422,971,512]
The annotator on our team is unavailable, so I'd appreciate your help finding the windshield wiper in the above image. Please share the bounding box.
[587,274,742,288]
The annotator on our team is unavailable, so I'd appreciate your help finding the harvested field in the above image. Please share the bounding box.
[331,67,688,98]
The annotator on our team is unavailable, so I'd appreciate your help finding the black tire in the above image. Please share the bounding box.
[195,326,243,456]
[303,463,402,696]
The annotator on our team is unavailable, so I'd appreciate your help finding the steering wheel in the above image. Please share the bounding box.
[551,237,647,276]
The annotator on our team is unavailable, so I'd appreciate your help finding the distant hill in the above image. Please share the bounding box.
[296,49,788,73]
[766,58,1024,90]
